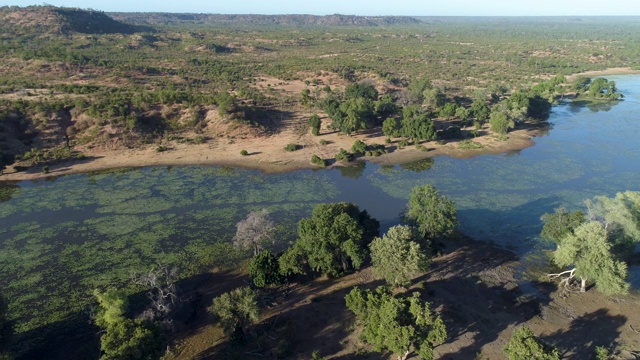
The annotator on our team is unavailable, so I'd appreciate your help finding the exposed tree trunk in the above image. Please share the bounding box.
[580,278,587,292]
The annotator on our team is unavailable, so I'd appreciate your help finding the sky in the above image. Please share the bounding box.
[3,0,640,16]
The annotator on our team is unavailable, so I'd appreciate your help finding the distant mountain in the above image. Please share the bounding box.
[0,6,153,37]
[108,13,423,27]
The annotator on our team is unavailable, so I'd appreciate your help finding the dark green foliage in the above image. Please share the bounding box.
[438,125,462,140]
[404,184,458,240]
[489,110,514,135]
[210,287,260,339]
[345,287,446,360]
[284,202,379,277]
[309,114,321,136]
[540,208,585,245]
[284,143,300,152]
[439,102,457,119]
[588,78,623,100]
[335,97,376,134]
[93,289,165,360]
[382,117,398,138]
[470,100,491,121]
[401,106,436,142]
[504,327,560,360]
[335,148,352,162]
[311,154,326,167]
[375,94,399,119]
[249,251,283,288]
[240,149,249,156]
[351,140,367,155]
[345,82,379,101]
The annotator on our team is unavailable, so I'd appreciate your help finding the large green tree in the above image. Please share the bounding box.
[404,185,458,240]
[248,250,283,288]
[401,106,436,142]
[280,202,379,277]
[503,327,560,360]
[345,287,446,360]
[210,287,260,339]
[369,225,431,287]
[551,221,629,295]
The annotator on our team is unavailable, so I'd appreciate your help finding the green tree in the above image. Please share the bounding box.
[249,250,283,288]
[309,114,321,136]
[590,191,640,248]
[588,78,622,100]
[351,140,367,155]
[540,208,585,245]
[503,327,560,360]
[210,287,260,338]
[551,221,629,295]
[369,225,431,287]
[401,106,436,142]
[470,100,490,121]
[422,88,446,110]
[375,94,399,119]
[283,203,379,277]
[382,117,398,139]
[404,185,458,240]
[489,110,515,135]
[345,287,446,360]
[93,289,165,360]
[439,102,457,119]
[345,82,378,101]
[335,97,375,134]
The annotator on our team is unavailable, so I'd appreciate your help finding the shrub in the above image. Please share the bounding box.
[311,155,326,167]
[240,150,249,156]
[284,144,299,152]
[335,148,351,162]
[155,145,168,152]
[351,140,367,154]
[319,139,329,145]
[458,139,484,150]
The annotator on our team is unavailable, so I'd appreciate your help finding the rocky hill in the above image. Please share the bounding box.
[0,6,153,37]
[108,12,423,26]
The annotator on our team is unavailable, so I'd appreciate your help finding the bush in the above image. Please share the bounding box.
[284,144,299,152]
[351,140,367,155]
[335,148,352,162]
[319,139,329,145]
[311,155,326,167]
[155,145,168,152]
[240,150,249,156]
[458,139,484,150]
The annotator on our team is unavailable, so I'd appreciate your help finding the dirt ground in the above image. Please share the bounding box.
[167,238,640,360]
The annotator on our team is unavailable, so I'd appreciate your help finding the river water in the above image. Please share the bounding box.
[1,75,639,335]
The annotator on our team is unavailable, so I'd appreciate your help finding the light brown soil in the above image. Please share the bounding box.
[167,238,640,360]
[0,117,539,182]
[566,67,640,82]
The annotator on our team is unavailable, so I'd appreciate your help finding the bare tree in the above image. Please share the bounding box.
[233,209,276,256]
[133,265,180,329]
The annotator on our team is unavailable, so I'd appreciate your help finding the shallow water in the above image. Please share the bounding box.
[1,75,640,332]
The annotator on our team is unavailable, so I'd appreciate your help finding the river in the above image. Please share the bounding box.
[1,75,639,343]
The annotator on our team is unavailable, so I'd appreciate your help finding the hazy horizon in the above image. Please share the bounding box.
[3,0,640,17]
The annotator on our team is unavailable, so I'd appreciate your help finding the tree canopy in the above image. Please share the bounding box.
[369,225,431,287]
[503,326,560,360]
[210,287,260,339]
[280,202,379,277]
[553,221,629,295]
[540,208,585,245]
[404,184,458,240]
[248,250,283,288]
[345,287,446,360]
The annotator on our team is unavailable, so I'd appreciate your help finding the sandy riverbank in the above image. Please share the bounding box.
[0,122,540,182]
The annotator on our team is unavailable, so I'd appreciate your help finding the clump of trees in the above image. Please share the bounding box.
[574,77,623,100]
[345,287,446,360]
[279,202,379,277]
[543,191,639,295]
